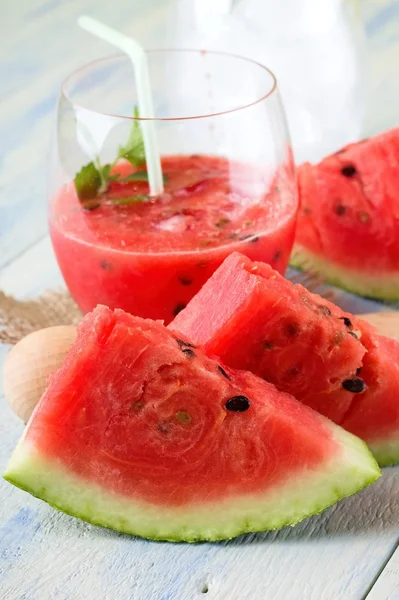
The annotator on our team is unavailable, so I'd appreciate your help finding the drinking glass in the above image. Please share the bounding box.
[49,50,298,323]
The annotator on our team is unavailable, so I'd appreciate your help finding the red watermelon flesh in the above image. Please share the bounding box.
[171,252,366,423]
[4,305,379,541]
[292,128,399,299]
[342,326,399,466]
[171,252,399,465]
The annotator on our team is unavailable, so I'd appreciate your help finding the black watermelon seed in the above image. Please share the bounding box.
[289,365,300,377]
[335,204,346,216]
[218,365,231,380]
[356,367,362,375]
[173,303,186,316]
[182,348,195,359]
[340,316,353,328]
[318,305,331,316]
[100,259,112,271]
[179,276,192,286]
[341,164,357,178]
[225,396,250,412]
[342,377,366,393]
[286,323,299,337]
[176,339,196,349]
[263,342,275,350]
[348,331,358,339]
[274,250,282,261]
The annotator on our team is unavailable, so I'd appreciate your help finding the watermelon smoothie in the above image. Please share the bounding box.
[50,154,297,323]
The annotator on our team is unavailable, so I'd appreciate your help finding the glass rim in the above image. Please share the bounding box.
[61,48,278,121]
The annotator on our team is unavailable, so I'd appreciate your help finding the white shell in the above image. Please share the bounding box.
[3,326,77,423]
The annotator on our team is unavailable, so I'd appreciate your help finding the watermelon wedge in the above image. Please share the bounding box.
[291,128,399,300]
[4,306,379,542]
[171,252,399,466]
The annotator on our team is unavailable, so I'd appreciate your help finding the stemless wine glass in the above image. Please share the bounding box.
[49,50,298,324]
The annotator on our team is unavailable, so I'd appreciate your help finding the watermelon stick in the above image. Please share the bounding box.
[77,16,164,197]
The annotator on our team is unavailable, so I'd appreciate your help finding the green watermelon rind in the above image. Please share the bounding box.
[368,436,399,467]
[291,246,399,301]
[4,426,380,542]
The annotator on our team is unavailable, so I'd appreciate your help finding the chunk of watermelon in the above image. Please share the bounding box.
[291,128,399,300]
[342,328,399,466]
[171,252,399,466]
[4,306,379,541]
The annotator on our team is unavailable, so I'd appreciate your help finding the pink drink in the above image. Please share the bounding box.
[50,155,297,324]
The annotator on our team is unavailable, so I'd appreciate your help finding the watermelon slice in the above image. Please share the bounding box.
[291,128,399,300]
[4,306,379,541]
[171,252,399,466]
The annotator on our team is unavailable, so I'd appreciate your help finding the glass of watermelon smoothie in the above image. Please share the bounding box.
[49,50,298,323]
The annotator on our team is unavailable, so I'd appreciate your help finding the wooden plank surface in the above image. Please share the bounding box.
[2,1,399,599]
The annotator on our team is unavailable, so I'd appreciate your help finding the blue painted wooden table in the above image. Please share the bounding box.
[1,2,399,598]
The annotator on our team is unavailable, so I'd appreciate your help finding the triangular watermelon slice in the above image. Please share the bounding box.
[291,128,399,300]
[171,252,399,466]
[4,306,379,541]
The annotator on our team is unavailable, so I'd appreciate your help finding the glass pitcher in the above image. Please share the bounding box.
[167,0,366,163]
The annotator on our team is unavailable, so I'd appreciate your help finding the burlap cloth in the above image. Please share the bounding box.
[0,290,82,345]
[0,272,332,346]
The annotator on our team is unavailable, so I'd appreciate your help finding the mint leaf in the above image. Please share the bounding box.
[100,164,120,182]
[110,194,149,205]
[120,146,146,167]
[98,163,120,192]
[118,107,146,167]
[74,162,101,200]
[119,144,146,168]
[120,170,149,183]
[75,108,156,204]
[120,171,169,184]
